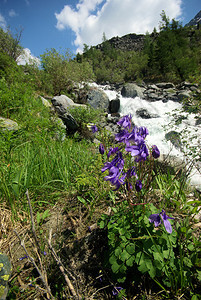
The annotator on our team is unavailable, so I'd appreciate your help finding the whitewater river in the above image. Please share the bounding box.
[94,84,201,191]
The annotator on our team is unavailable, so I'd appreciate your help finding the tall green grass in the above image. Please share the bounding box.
[0,127,100,209]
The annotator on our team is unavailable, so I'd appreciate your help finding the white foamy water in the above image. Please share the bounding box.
[95,84,201,190]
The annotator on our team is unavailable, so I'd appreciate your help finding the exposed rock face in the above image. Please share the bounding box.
[185,10,201,27]
[87,88,109,110]
[97,33,146,52]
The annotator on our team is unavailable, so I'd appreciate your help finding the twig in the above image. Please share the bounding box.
[26,189,40,252]
[14,229,54,299]
[26,189,51,298]
[48,228,81,299]
[89,284,112,299]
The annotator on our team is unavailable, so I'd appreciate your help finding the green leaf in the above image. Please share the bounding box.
[197,270,201,281]
[99,220,105,229]
[42,209,50,220]
[115,247,122,258]
[121,250,130,262]
[111,261,121,273]
[138,262,148,274]
[183,257,193,268]
[148,265,156,278]
[153,252,163,262]
[126,256,135,267]
[126,243,135,255]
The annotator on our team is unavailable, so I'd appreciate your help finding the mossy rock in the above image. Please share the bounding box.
[0,252,12,299]
[0,117,19,131]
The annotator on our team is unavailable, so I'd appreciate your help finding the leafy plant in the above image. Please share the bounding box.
[97,114,201,298]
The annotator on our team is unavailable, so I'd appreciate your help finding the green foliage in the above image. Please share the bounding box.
[99,199,200,297]
[0,27,23,61]
[68,105,103,127]
[40,48,95,95]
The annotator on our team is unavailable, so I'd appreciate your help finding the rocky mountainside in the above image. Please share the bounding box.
[185,10,201,27]
[95,33,148,52]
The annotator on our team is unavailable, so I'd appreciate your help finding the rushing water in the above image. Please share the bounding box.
[94,83,201,190]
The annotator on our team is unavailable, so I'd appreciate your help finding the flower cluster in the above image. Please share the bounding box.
[99,115,160,191]
[149,210,174,233]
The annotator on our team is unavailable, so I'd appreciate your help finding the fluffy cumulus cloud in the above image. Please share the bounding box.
[17,48,40,66]
[55,0,182,53]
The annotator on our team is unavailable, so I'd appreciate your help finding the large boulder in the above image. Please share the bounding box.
[121,83,145,98]
[87,88,109,110]
[51,95,82,115]
[0,117,19,131]
[109,96,120,113]
[51,95,85,133]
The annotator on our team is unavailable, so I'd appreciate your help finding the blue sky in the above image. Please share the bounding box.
[0,0,200,64]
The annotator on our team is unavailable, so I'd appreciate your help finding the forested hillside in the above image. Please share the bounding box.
[77,12,201,85]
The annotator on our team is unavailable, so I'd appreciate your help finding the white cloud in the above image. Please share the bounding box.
[9,9,18,17]
[0,13,7,30]
[55,0,182,53]
[17,48,40,66]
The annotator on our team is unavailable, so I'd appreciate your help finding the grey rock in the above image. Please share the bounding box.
[165,131,182,149]
[156,82,175,89]
[109,97,120,113]
[0,117,19,131]
[40,96,52,108]
[121,83,145,98]
[87,88,109,110]
[136,108,159,119]
[60,113,78,132]
[177,91,191,102]
[52,95,78,115]
[195,118,201,126]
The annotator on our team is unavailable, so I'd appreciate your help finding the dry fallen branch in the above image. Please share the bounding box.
[48,228,82,299]
[14,229,54,299]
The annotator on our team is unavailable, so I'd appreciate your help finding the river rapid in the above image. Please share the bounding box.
[94,83,201,191]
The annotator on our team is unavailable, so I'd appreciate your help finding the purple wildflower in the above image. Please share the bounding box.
[104,166,120,184]
[161,210,174,233]
[135,180,142,192]
[138,126,149,139]
[99,143,105,155]
[107,147,119,158]
[126,166,137,178]
[112,286,123,296]
[149,210,174,233]
[101,161,114,172]
[125,145,140,157]
[148,213,161,227]
[115,130,129,143]
[152,145,160,159]
[125,143,149,162]
[91,125,98,133]
[19,255,28,261]
[117,115,132,129]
